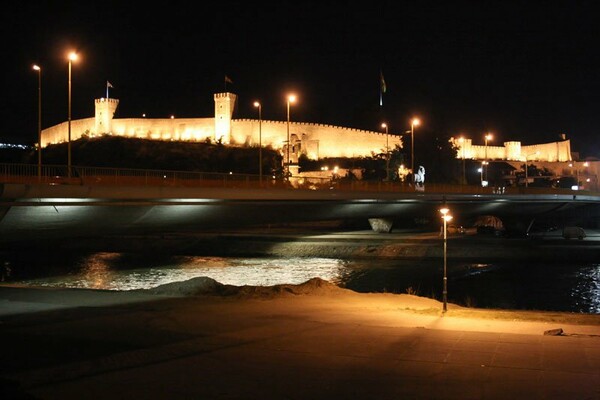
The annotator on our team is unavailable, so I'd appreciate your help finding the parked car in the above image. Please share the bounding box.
[562,226,586,240]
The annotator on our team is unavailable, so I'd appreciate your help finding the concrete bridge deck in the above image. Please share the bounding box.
[1,179,600,247]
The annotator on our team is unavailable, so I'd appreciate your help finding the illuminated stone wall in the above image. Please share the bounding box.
[452,137,572,162]
[230,119,400,161]
[41,118,95,147]
[40,93,401,161]
[111,118,215,141]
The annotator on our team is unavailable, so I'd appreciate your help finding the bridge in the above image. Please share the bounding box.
[1,163,599,246]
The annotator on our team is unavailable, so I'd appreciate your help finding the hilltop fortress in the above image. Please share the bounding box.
[40,92,402,175]
[40,91,573,174]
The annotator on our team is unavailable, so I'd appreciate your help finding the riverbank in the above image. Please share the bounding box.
[1,278,599,399]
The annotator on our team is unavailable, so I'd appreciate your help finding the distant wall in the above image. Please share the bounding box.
[453,138,572,162]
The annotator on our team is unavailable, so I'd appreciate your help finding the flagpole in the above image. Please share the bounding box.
[106,82,109,99]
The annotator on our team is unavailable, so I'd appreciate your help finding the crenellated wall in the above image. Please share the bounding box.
[41,118,95,147]
[41,91,571,168]
[111,118,215,141]
[230,119,401,161]
[40,92,402,164]
[452,137,572,162]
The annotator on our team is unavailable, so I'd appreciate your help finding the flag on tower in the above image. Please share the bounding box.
[106,81,114,98]
[379,70,386,107]
[225,75,233,84]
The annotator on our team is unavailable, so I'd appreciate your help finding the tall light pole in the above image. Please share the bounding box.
[440,206,452,313]
[33,64,42,182]
[410,118,421,176]
[381,122,389,181]
[479,161,488,186]
[254,101,262,185]
[458,136,466,185]
[524,151,539,188]
[286,94,296,178]
[484,133,493,182]
[67,51,78,179]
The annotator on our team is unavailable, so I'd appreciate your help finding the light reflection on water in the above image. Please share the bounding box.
[3,251,600,314]
[16,253,350,291]
[572,265,600,314]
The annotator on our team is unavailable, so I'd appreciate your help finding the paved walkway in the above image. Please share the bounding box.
[0,285,599,399]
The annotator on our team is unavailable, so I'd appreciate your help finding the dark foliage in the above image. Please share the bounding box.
[19,136,282,175]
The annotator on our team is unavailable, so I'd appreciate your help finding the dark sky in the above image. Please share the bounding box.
[2,1,600,157]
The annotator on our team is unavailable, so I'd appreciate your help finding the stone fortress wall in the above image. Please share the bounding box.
[452,137,572,162]
[41,90,575,174]
[40,91,400,167]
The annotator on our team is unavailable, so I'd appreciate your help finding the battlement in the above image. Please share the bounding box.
[95,97,119,106]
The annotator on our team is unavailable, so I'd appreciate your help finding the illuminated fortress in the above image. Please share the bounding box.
[40,91,572,173]
[40,92,402,175]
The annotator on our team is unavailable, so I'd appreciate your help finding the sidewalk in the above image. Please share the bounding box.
[1,282,599,399]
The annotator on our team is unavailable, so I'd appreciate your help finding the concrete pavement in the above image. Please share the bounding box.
[0,284,599,399]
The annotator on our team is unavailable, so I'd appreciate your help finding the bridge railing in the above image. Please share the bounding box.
[0,162,592,195]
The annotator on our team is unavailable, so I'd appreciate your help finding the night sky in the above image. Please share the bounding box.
[2,1,600,158]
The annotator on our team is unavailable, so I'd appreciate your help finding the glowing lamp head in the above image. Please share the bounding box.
[412,118,420,127]
[33,65,40,71]
[68,52,78,62]
[485,133,493,141]
[287,94,296,104]
[253,101,260,108]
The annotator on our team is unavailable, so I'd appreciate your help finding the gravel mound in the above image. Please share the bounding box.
[144,276,347,299]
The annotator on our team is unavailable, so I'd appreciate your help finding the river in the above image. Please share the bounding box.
[1,249,599,314]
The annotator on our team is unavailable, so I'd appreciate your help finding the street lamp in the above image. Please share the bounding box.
[439,206,453,313]
[479,161,488,186]
[67,51,78,179]
[410,118,420,176]
[286,94,296,178]
[33,64,41,181]
[254,101,262,185]
[381,122,389,181]
[484,133,493,182]
[524,151,540,188]
[458,136,466,185]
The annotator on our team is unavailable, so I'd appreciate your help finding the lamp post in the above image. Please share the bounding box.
[410,118,420,176]
[381,122,389,181]
[458,136,466,185]
[484,133,493,182]
[439,207,452,313]
[67,51,78,179]
[524,151,540,188]
[479,161,488,186]
[253,101,262,185]
[286,94,296,179]
[33,64,42,182]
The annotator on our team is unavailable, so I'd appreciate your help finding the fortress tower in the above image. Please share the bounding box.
[94,98,120,136]
[214,92,237,143]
